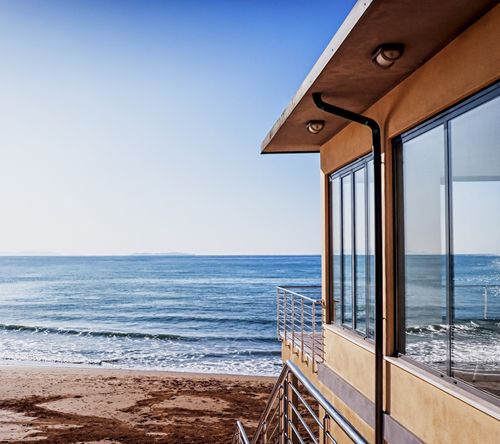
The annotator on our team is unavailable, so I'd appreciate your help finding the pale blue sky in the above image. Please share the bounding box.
[0,0,356,255]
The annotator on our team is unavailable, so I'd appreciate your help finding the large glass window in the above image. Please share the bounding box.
[396,82,500,400]
[399,126,447,373]
[330,156,374,339]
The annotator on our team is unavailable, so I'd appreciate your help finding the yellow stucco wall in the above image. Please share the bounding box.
[388,359,500,444]
[281,340,319,385]
[323,325,375,401]
[320,390,375,444]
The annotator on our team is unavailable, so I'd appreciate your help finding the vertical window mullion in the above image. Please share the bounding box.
[351,171,357,330]
[340,178,345,325]
[445,121,454,377]
[328,179,331,323]
[328,178,333,324]
[394,144,406,352]
[365,164,370,339]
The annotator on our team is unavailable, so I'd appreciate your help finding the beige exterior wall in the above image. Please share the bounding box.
[309,3,500,443]
[323,325,375,401]
[281,340,319,385]
[387,358,500,444]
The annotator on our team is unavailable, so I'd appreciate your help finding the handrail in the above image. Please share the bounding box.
[287,361,368,444]
[246,359,369,444]
[276,286,322,303]
[233,420,251,444]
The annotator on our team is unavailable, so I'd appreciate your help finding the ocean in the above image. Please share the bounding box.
[0,255,321,376]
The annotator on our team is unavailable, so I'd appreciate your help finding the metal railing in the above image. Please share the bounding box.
[453,284,500,320]
[277,286,323,371]
[233,420,251,444]
[233,359,369,444]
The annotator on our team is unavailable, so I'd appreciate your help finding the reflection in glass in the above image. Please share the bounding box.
[450,95,500,398]
[342,175,353,326]
[355,168,366,334]
[403,126,447,372]
[331,178,342,324]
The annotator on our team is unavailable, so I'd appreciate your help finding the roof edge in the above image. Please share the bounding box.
[260,0,373,154]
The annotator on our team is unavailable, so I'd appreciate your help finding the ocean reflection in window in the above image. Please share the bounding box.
[397,86,500,400]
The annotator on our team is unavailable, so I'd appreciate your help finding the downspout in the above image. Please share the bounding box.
[312,92,384,444]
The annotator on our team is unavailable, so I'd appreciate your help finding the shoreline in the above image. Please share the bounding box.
[0,361,279,382]
[0,363,276,443]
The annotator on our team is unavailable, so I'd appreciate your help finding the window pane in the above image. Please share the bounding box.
[331,177,342,324]
[342,174,353,326]
[367,160,375,339]
[403,126,447,372]
[450,95,500,398]
[355,168,366,334]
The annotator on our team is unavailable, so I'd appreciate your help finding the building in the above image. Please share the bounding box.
[235,1,500,443]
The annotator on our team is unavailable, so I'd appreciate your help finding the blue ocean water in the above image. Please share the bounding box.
[0,255,320,376]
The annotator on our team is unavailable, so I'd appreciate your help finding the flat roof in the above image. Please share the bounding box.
[262,0,499,154]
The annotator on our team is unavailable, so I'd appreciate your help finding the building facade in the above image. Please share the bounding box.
[262,1,500,443]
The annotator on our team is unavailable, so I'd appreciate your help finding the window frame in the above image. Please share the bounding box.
[329,154,374,341]
[393,79,500,406]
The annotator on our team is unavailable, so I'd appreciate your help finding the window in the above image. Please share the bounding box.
[330,155,374,339]
[395,82,500,401]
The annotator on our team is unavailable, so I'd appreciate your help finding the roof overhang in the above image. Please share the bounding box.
[262,0,500,154]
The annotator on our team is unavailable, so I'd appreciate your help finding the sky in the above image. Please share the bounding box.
[0,0,357,256]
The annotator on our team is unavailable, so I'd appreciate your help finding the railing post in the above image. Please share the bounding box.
[288,373,300,444]
[321,300,326,363]
[284,290,287,345]
[281,381,288,444]
[301,298,304,362]
[291,293,295,353]
[277,288,281,340]
[263,420,267,444]
[312,302,316,370]
[322,413,330,444]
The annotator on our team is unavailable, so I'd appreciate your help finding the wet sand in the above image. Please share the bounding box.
[0,364,276,443]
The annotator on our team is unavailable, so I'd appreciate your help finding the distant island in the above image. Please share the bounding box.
[129,252,195,256]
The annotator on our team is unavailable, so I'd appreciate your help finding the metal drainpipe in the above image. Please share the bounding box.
[312,92,384,444]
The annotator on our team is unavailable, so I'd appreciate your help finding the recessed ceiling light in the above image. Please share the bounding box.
[306,120,325,134]
[372,44,404,69]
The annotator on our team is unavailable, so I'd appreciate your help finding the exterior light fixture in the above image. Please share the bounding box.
[372,44,404,69]
[306,120,325,134]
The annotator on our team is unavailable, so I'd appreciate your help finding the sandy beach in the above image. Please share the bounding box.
[0,364,276,443]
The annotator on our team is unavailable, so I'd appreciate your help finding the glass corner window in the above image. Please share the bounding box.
[395,81,500,401]
[329,155,374,339]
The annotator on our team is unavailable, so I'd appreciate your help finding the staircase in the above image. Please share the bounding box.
[233,359,368,444]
